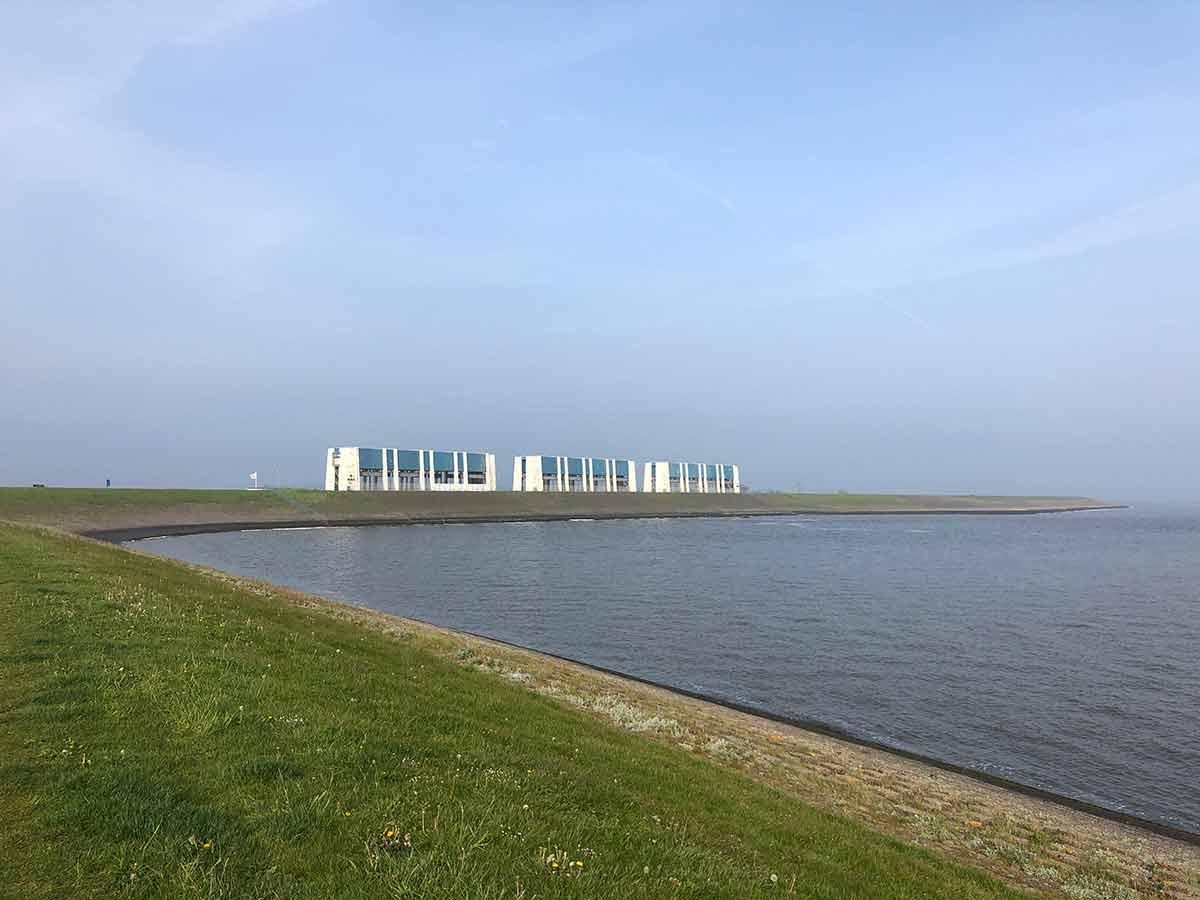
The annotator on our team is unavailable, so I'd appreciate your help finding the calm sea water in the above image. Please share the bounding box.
[138,505,1200,834]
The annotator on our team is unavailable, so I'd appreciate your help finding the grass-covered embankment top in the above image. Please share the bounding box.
[0,523,1028,899]
[0,487,1117,539]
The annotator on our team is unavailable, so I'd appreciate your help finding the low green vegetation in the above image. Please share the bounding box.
[0,523,1027,899]
[0,486,1111,536]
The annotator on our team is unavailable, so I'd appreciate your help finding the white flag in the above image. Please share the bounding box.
[249,472,258,480]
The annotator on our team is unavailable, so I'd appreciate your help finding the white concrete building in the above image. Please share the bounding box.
[325,447,497,492]
[513,455,638,492]
[641,461,740,494]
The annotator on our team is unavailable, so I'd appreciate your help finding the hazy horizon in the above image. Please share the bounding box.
[3,2,1198,501]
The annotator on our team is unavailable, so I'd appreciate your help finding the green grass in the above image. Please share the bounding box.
[0,523,1028,899]
[0,486,1113,536]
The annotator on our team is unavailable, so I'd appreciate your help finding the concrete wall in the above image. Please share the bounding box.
[641,462,741,494]
[513,455,637,493]
[325,448,496,492]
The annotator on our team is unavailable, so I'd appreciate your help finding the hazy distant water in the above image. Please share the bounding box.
[140,505,1200,833]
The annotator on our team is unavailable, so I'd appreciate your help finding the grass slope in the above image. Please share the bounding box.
[0,486,1112,536]
[0,524,1025,899]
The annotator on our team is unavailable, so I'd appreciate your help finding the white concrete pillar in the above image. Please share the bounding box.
[521,455,545,491]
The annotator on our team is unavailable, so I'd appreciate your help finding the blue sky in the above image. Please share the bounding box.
[2,1,1198,498]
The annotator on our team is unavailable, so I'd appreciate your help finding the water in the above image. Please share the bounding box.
[138,505,1200,834]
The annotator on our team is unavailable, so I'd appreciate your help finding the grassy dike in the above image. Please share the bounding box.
[0,523,1027,900]
[0,487,1116,539]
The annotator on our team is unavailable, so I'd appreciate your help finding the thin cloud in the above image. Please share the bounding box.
[641,155,740,218]
[183,0,323,44]
[0,0,318,268]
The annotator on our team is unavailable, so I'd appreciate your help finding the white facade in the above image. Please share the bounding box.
[513,455,638,492]
[641,461,741,494]
[325,447,497,492]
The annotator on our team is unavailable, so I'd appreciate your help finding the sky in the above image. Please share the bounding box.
[2,1,1198,499]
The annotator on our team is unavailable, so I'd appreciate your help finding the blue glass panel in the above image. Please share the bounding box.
[467,452,486,473]
[614,460,629,477]
[591,458,606,475]
[669,463,681,477]
[395,450,420,470]
[358,448,383,470]
[725,465,735,479]
[432,451,455,472]
[566,457,583,476]
[706,464,717,479]
[687,463,699,478]
[541,456,559,472]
